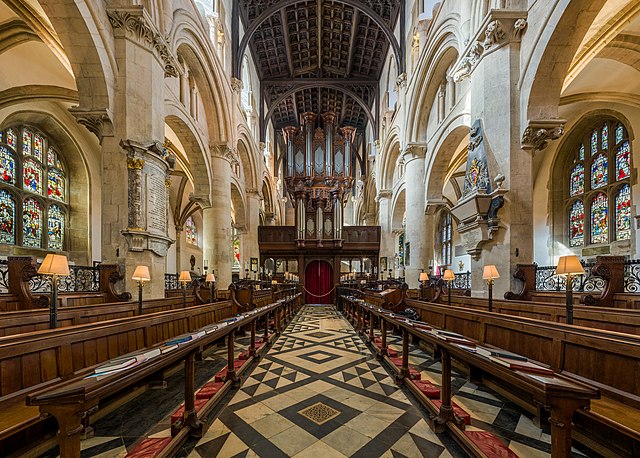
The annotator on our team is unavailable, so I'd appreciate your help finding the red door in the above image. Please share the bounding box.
[305,260,333,304]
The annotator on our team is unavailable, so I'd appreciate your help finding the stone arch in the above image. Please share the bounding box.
[38,0,115,113]
[236,128,259,190]
[230,181,247,229]
[521,0,609,126]
[379,131,402,191]
[426,123,470,205]
[164,107,212,198]
[172,13,232,143]
[1,108,95,263]
[391,187,406,234]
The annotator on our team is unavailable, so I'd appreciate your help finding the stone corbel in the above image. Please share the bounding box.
[395,73,407,90]
[68,108,113,144]
[121,229,174,257]
[230,78,243,93]
[425,199,449,215]
[189,193,212,209]
[107,6,181,78]
[402,143,427,161]
[521,119,566,152]
[211,143,239,165]
[376,189,392,202]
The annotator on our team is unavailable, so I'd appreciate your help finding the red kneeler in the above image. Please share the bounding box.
[196,381,225,399]
[410,379,440,398]
[171,398,208,424]
[465,431,519,458]
[126,437,172,458]
[432,400,472,425]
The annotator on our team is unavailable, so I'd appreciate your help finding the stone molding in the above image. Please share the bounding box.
[521,119,566,152]
[189,193,212,209]
[376,189,392,201]
[246,187,262,199]
[402,143,427,161]
[107,6,181,78]
[452,11,527,82]
[68,107,114,144]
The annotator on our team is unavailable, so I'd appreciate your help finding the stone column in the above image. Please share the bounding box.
[403,144,428,288]
[466,14,534,296]
[377,190,393,268]
[99,6,180,298]
[203,145,235,288]
[245,188,262,272]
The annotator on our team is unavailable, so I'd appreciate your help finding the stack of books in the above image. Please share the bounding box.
[476,347,553,375]
[429,329,476,347]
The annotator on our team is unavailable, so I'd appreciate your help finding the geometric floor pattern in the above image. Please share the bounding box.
[188,305,464,457]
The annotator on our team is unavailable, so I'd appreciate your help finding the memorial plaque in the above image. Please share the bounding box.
[146,172,167,234]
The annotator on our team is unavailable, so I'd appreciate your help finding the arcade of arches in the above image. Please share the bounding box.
[1,0,640,457]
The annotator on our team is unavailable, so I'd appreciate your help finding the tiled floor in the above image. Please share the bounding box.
[46,305,596,457]
[186,305,464,458]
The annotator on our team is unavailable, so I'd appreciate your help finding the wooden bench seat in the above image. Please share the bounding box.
[0,399,41,440]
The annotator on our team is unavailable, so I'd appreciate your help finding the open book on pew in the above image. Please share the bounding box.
[476,347,528,361]
[88,348,163,380]
[429,329,476,347]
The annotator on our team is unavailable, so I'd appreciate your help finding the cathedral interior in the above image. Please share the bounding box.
[0,0,639,457]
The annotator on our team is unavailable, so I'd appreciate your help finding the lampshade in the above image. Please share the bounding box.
[38,254,70,276]
[271,279,277,285]
[132,265,151,282]
[419,272,429,282]
[482,265,500,280]
[205,273,215,283]
[179,271,192,283]
[443,269,455,281]
[556,255,585,276]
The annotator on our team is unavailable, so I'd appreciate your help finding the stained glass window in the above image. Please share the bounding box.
[0,146,15,184]
[34,134,44,161]
[590,129,598,155]
[232,227,240,268]
[601,124,608,150]
[47,205,64,250]
[570,164,584,196]
[23,198,42,247]
[6,128,16,149]
[0,190,15,244]
[616,124,624,145]
[185,216,197,245]
[616,185,631,241]
[23,158,42,194]
[22,129,32,156]
[569,200,584,247]
[590,154,607,189]
[616,141,631,181]
[440,211,452,265]
[579,144,584,161]
[0,125,68,250]
[47,169,65,201]
[591,193,608,244]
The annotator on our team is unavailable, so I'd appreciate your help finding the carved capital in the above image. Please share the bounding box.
[211,143,239,164]
[513,18,528,39]
[373,139,381,151]
[68,107,113,143]
[189,193,211,208]
[230,77,243,93]
[246,187,262,199]
[127,158,145,169]
[521,119,566,152]
[107,7,181,77]
[376,189,392,202]
[483,20,505,50]
[395,73,407,90]
[402,143,427,160]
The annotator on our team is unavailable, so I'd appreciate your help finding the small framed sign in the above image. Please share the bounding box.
[250,257,258,272]
[380,257,387,272]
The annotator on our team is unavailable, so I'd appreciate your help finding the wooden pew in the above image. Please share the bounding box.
[0,300,234,455]
[343,296,599,458]
[404,298,640,457]
[0,296,197,337]
[25,293,304,458]
[445,294,640,335]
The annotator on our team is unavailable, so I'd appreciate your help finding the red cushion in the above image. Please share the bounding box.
[411,379,440,398]
[214,370,226,382]
[388,357,421,380]
[432,400,471,425]
[387,348,399,357]
[171,398,209,424]
[465,431,518,458]
[126,437,172,458]
[238,350,251,360]
[196,381,225,399]
[233,359,245,369]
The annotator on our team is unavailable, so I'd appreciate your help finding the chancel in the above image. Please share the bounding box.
[0,1,638,457]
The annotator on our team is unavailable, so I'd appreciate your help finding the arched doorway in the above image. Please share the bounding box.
[305,260,333,304]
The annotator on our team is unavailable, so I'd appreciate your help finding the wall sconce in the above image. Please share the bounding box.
[132,265,151,316]
[38,254,70,329]
[482,265,499,313]
[555,255,585,325]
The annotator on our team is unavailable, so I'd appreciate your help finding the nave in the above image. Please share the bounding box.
[59,305,592,458]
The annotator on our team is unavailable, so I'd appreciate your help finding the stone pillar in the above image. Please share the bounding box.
[174,225,183,274]
[377,190,393,267]
[203,145,235,288]
[100,6,181,299]
[245,188,261,270]
[466,14,533,296]
[403,144,428,288]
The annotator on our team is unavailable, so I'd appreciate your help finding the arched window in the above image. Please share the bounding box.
[0,125,68,250]
[438,211,453,266]
[185,216,198,246]
[232,226,240,268]
[565,119,632,247]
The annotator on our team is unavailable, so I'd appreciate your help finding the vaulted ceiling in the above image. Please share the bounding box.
[236,0,404,133]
